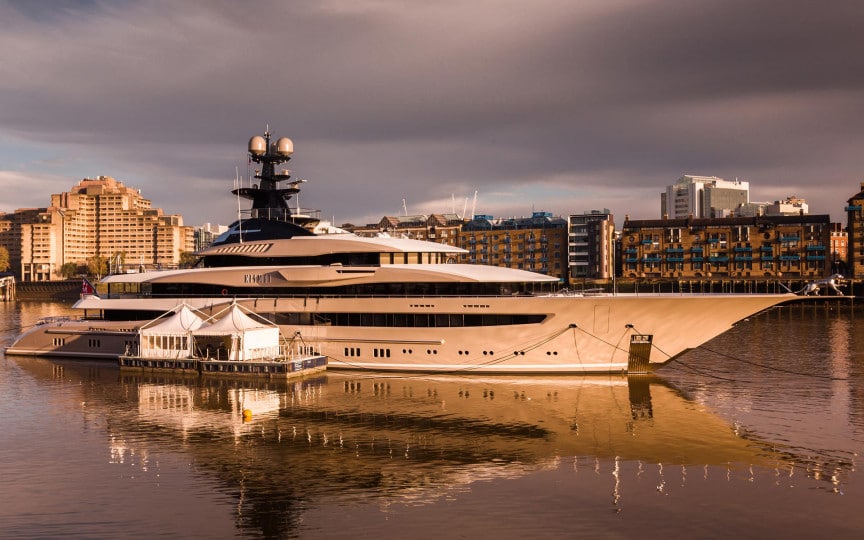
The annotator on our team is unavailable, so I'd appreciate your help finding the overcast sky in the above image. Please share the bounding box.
[1,0,862,228]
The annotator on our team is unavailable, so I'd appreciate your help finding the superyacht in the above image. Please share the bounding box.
[6,132,794,373]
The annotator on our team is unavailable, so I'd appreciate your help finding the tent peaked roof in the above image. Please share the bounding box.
[141,305,205,334]
[197,304,274,334]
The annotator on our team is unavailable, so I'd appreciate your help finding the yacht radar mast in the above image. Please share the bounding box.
[233,130,318,228]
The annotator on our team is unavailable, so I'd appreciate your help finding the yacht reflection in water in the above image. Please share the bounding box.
[15,359,854,537]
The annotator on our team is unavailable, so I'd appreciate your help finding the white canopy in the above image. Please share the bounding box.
[141,305,205,336]
[138,305,205,359]
[193,305,281,361]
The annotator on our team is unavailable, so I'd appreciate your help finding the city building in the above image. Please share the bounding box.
[351,214,465,247]
[459,212,568,281]
[567,209,615,283]
[765,196,809,216]
[661,175,749,219]
[829,222,847,276]
[621,214,831,279]
[734,202,770,217]
[0,209,43,279]
[0,176,194,281]
[735,196,809,218]
[846,183,864,278]
[195,223,229,252]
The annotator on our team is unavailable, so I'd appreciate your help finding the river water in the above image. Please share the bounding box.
[1,300,862,539]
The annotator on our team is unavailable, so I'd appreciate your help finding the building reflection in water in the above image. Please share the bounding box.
[10,355,858,538]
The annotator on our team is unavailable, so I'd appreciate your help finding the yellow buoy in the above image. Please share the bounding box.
[242,408,253,420]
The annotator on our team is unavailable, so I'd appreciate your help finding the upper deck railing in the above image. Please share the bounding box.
[241,207,322,223]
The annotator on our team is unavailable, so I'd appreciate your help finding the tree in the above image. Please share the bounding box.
[87,255,106,279]
[0,246,9,272]
[179,251,199,268]
[59,262,79,279]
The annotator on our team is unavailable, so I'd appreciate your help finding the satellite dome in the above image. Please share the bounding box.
[248,136,266,156]
[275,137,294,157]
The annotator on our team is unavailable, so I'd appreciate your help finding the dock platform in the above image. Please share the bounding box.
[118,355,327,379]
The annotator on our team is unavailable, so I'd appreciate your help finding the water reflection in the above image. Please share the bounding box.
[6,301,864,537]
[663,302,862,496]
[10,355,855,538]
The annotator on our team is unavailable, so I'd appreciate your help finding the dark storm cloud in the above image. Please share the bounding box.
[0,0,862,225]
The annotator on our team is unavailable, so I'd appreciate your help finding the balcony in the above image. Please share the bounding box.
[805,245,826,251]
[665,247,685,253]
[708,256,729,263]
[690,246,703,252]
[779,255,801,261]
[733,246,753,252]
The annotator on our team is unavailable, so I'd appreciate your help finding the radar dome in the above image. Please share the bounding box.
[248,136,266,156]
[275,137,294,157]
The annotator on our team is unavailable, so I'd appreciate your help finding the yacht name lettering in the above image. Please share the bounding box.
[244,273,272,284]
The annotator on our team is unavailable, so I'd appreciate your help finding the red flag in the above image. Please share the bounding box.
[81,277,97,297]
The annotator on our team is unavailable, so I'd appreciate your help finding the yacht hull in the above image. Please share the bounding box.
[6,293,792,373]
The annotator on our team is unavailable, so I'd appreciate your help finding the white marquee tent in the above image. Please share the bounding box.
[192,304,281,361]
[138,304,206,359]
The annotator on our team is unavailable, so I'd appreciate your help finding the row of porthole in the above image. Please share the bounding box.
[362,348,558,357]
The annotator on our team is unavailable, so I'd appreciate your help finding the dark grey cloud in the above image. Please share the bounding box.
[0,0,862,226]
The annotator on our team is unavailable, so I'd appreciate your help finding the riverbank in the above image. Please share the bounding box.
[14,279,82,301]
